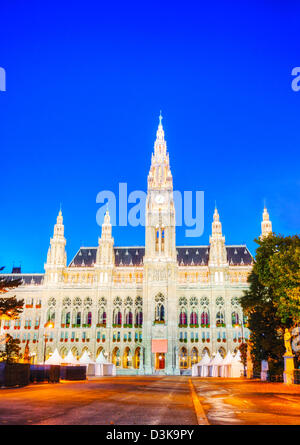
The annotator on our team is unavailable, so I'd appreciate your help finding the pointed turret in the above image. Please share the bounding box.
[96,210,115,266]
[147,113,173,191]
[44,209,67,283]
[260,206,272,238]
[209,206,228,268]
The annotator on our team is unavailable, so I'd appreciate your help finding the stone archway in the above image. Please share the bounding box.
[201,347,210,358]
[96,346,104,358]
[80,346,90,358]
[218,346,226,358]
[123,347,132,368]
[60,346,68,359]
[179,347,188,369]
[133,347,141,369]
[112,347,121,367]
[71,346,79,360]
[191,347,199,365]
[44,346,53,362]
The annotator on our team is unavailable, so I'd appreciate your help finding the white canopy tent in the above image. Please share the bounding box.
[45,348,62,365]
[96,351,108,364]
[79,350,96,376]
[198,352,211,377]
[61,350,80,366]
[220,351,233,377]
[208,351,224,377]
[95,351,116,376]
[231,350,244,377]
[191,362,199,377]
[79,350,94,364]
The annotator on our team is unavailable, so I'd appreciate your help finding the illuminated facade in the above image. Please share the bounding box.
[1,117,273,374]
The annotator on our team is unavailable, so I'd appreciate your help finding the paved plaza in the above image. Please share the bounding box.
[1,376,300,425]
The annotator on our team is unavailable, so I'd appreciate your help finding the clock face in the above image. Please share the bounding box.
[155,194,165,204]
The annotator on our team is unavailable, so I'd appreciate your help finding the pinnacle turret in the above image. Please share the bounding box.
[261,206,272,238]
[147,113,173,191]
[44,209,67,282]
[209,206,228,267]
[96,210,114,266]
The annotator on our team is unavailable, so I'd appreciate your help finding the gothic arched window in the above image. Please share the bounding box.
[232,312,239,326]
[216,311,224,326]
[99,308,106,325]
[155,303,165,322]
[179,311,187,326]
[66,312,70,325]
[126,311,133,326]
[87,311,92,325]
[190,312,198,325]
[161,228,165,252]
[114,310,122,326]
[201,311,209,326]
[155,229,159,252]
[135,310,143,326]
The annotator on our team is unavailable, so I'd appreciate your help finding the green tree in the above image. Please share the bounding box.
[0,267,24,363]
[240,234,300,375]
[0,334,21,363]
[238,342,248,369]
[0,266,23,320]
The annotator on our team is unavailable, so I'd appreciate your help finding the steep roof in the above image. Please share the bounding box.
[69,245,253,267]
[0,273,44,285]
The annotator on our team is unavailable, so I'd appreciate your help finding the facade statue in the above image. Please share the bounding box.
[284,328,293,356]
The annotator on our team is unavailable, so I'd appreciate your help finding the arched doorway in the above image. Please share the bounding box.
[60,346,67,359]
[45,346,52,362]
[112,347,121,367]
[218,347,226,358]
[133,347,141,369]
[80,346,90,359]
[71,346,79,360]
[191,347,199,365]
[123,347,132,368]
[155,353,165,370]
[202,347,210,358]
[96,346,104,358]
[179,347,188,369]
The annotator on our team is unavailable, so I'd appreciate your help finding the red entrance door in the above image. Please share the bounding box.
[158,353,165,369]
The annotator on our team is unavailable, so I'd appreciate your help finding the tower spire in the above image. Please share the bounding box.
[145,114,176,262]
[261,206,272,238]
[96,209,114,266]
[44,209,67,283]
[209,206,228,267]
[147,112,172,191]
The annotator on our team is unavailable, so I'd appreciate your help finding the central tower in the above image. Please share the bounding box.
[143,114,179,375]
[144,113,176,262]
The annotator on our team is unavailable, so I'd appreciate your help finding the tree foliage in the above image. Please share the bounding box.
[240,234,300,375]
[0,334,21,363]
[0,267,24,320]
[238,342,247,368]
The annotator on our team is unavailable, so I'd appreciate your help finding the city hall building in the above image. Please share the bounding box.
[1,117,273,374]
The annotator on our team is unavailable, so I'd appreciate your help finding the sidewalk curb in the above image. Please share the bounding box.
[188,379,210,425]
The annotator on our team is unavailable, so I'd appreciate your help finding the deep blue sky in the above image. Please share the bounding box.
[0,1,299,273]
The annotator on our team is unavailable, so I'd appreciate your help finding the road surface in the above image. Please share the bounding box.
[1,376,300,425]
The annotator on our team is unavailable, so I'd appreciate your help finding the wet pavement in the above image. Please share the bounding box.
[1,376,300,425]
[192,378,300,425]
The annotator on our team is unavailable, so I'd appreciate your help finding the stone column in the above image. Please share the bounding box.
[283,353,295,385]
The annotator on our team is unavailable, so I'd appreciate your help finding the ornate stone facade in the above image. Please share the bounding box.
[1,117,273,374]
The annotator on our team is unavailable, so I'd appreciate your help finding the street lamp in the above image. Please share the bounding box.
[43,321,54,364]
